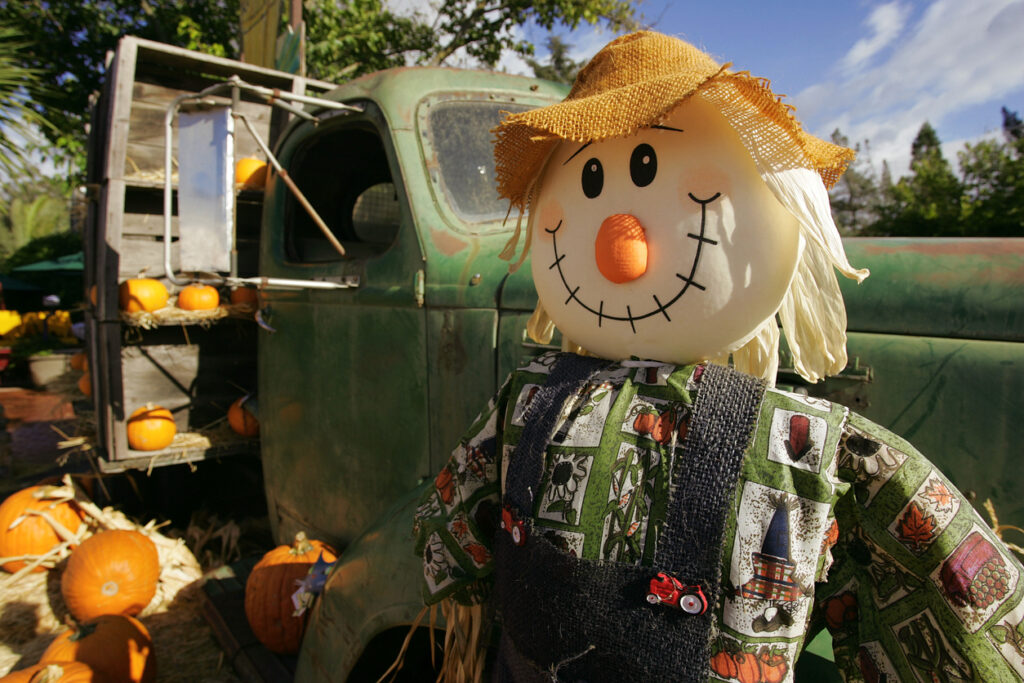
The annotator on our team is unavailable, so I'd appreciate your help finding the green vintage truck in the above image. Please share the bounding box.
[84,37,1024,682]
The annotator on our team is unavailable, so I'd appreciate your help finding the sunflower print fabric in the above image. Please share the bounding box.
[413,352,1024,682]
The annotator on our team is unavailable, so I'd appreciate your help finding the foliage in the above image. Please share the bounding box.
[304,0,436,81]
[526,36,585,85]
[0,175,71,260]
[828,129,879,235]
[958,135,1024,236]
[1,230,81,273]
[874,122,964,236]
[830,112,1024,237]
[0,28,56,179]
[0,0,240,176]
[304,0,636,81]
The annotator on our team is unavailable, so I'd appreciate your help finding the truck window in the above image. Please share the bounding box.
[426,100,533,228]
[285,124,400,262]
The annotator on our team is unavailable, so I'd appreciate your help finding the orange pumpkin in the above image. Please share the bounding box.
[40,615,155,683]
[61,530,160,622]
[176,284,219,311]
[235,157,268,189]
[710,650,739,679]
[244,532,338,654]
[734,652,761,683]
[0,486,85,573]
[228,396,259,437]
[229,287,259,307]
[118,279,168,313]
[77,372,91,398]
[70,353,88,372]
[0,662,106,683]
[126,404,176,451]
[759,651,788,683]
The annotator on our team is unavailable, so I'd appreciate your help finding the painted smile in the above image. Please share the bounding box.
[546,192,721,333]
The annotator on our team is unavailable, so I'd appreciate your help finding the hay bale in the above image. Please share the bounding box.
[0,477,239,681]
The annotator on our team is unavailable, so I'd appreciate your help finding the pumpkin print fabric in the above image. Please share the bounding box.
[413,353,1024,682]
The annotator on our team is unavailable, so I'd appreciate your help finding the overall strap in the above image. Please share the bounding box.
[656,362,766,580]
[504,353,610,517]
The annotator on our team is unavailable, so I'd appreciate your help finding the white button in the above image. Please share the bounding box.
[680,595,702,614]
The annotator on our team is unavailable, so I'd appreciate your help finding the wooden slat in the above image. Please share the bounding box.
[121,344,198,432]
[103,41,139,196]
[132,36,332,91]
[118,235,179,280]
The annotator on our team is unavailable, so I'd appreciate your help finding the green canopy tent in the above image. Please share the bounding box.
[11,251,84,272]
[9,251,84,307]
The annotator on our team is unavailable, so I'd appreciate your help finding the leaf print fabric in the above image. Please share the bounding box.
[413,354,1024,681]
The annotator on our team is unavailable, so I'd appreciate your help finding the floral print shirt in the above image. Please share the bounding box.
[413,353,1024,682]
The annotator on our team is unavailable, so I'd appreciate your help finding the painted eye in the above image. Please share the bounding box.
[581,158,603,198]
[630,144,657,187]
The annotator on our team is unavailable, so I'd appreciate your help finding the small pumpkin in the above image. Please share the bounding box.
[77,372,91,398]
[229,287,259,307]
[651,409,676,445]
[0,486,85,573]
[227,396,259,437]
[759,651,789,683]
[0,662,106,683]
[40,615,155,683]
[734,652,761,683]
[710,650,739,679]
[126,404,176,451]
[61,529,160,622]
[70,353,88,372]
[244,532,338,654]
[176,284,219,311]
[118,279,168,313]
[632,408,656,436]
[235,157,268,189]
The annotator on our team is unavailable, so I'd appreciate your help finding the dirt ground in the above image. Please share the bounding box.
[0,385,246,681]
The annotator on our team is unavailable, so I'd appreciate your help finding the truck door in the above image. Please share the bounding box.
[257,101,428,547]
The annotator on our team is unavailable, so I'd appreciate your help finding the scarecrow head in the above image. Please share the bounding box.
[495,31,868,383]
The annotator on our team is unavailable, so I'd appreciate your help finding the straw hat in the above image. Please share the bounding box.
[493,31,854,211]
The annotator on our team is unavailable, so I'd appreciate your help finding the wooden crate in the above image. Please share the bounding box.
[83,37,334,471]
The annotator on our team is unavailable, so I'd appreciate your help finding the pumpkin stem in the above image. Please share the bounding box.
[291,531,314,555]
[30,664,68,683]
[65,616,98,642]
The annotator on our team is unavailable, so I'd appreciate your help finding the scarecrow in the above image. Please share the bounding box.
[414,31,1024,682]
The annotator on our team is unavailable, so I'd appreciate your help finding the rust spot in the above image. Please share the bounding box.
[431,226,469,256]
[857,239,1024,258]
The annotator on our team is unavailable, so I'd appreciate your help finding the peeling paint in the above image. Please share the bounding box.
[431,226,469,256]
[855,239,1024,258]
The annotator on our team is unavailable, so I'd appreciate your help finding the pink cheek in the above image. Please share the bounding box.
[678,167,731,202]
[534,201,564,242]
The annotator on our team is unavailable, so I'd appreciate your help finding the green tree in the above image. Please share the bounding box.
[0,28,55,178]
[828,129,880,234]
[304,0,636,81]
[0,0,240,174]
[871,122,963,236]
[958,116,1024,236]
[526,36,585,85]
[1002,106,1023,142]
[0,175,71,261]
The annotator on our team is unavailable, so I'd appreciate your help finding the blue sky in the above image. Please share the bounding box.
[501,0,1024,178]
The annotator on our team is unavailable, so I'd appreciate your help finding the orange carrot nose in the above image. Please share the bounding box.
[595,214,648,283]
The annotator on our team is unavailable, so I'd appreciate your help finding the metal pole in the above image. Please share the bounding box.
[237,113,346,257]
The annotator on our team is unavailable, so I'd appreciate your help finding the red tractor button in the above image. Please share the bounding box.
[646,572,708,615]
[500,504,527,546]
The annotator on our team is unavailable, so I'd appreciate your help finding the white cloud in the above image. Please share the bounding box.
[840,2,910,72]
[793,0,1024,177]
